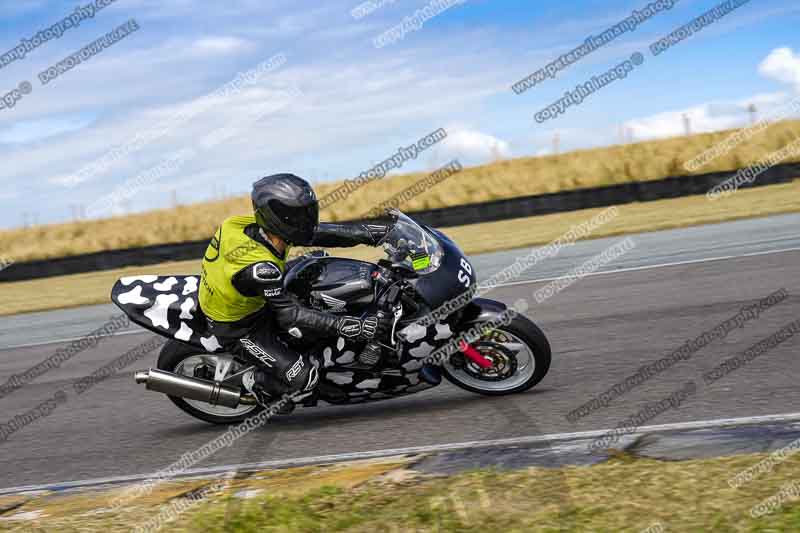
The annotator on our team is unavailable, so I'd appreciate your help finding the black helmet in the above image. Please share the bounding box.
[251,173,319,245]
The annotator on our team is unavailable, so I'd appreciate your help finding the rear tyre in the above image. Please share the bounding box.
[157,339,264,425]
[442,314,551,396]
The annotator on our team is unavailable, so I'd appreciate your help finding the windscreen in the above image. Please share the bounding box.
[379,211,444,275]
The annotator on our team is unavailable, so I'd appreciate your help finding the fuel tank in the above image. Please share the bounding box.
[285,257,377,314]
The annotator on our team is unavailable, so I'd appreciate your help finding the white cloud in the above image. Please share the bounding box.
[759,47,800,91]
[433,127,511,166]
[5,44,507,217]
[190,37,253,55]
[625,46,800,142]
[623,92,791,141]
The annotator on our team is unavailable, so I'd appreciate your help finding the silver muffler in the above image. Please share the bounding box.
[134,368,242,408]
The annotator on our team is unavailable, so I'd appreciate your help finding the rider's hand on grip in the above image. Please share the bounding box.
[336,315,379,341]
[361,316,378,339]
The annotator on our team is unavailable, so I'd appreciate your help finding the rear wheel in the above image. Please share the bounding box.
[157,339,263,425]
[442,314,551,395]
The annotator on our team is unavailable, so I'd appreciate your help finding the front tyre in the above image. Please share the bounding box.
[443,314,551,395]
[157,339,263,425]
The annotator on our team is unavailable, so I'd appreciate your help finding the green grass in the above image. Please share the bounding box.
[7,452,800,532]
[179,453,800,532]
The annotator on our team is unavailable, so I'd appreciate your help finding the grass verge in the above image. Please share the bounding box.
[2,120,800,262]
[1,179,798,317]
[4,452,800,532]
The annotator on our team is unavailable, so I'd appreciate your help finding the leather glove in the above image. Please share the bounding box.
[336,315,380,341]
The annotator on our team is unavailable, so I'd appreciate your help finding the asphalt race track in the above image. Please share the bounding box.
[1,213,798,490]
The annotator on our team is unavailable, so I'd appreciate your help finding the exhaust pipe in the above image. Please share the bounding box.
[134,368,242,408]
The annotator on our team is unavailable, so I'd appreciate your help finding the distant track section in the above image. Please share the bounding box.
[2,162,797,282]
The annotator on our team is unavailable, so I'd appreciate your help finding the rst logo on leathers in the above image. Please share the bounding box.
[286,356,304,382]
[239,339,277,367]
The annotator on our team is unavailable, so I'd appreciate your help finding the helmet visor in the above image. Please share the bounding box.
[267,199,319,242]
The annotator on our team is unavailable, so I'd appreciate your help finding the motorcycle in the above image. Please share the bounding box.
[114,210,551,424]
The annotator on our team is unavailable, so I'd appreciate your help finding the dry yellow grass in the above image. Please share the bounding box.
[2,179,798,317]
[2,120,800,263]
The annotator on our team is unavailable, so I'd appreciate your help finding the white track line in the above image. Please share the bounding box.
[3,411,800,496]
[485,246,800,289]
[3,246,799,351]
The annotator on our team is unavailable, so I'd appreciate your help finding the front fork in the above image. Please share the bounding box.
[449,298,512,370]
[458,340,493,369]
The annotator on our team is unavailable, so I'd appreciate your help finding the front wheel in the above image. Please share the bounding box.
[442,314,551,395]
[157,339,264,425]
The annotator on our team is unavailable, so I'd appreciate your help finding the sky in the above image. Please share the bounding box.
[0,0,798,228]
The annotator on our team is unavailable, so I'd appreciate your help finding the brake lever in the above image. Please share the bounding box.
[389,304,403,347]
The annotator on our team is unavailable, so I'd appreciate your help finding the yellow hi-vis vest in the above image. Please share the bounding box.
[199,215,289,322]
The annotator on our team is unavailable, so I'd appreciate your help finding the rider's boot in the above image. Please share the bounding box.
[419,364,442,385]
[251,370,296,415]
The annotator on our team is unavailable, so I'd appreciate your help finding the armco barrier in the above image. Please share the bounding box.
[2,162,798,283]
[408,162,799,227]
[0,240,209,283]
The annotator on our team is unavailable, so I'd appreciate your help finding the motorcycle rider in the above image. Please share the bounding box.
[198,173,393,412]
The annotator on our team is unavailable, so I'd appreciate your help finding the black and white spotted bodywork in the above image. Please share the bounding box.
[111,275,223,353]
[112,275,456,405]
[315,319,455,404]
